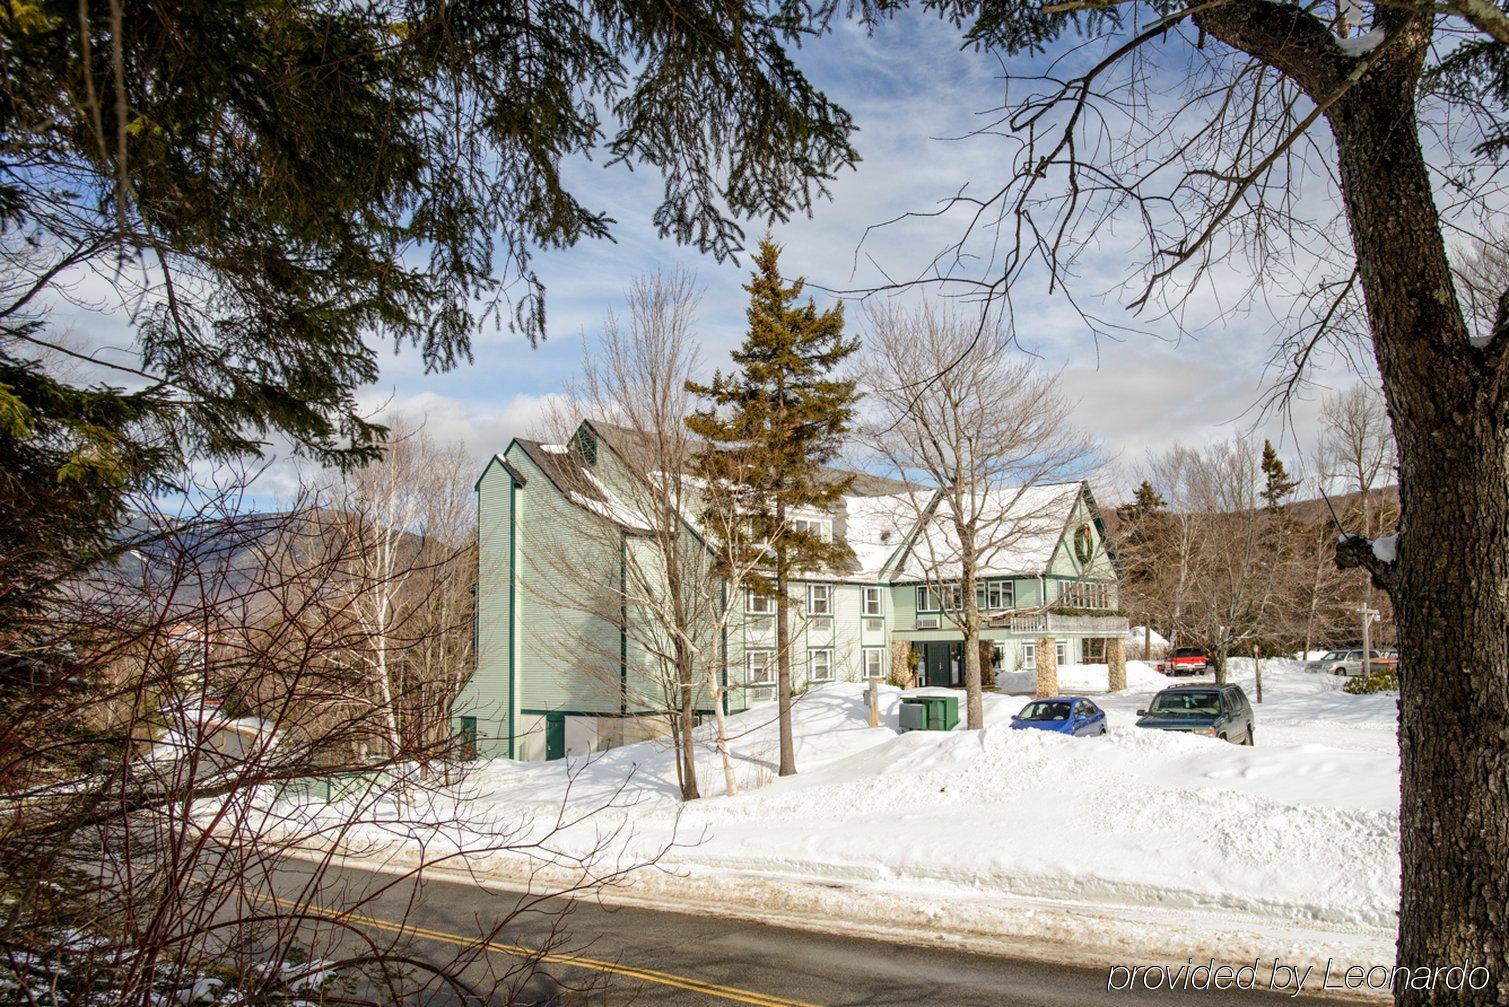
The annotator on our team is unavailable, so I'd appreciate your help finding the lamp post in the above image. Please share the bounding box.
[1358,604,1380,681]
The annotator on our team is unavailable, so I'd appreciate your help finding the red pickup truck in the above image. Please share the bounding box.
[1155,647,1210,676]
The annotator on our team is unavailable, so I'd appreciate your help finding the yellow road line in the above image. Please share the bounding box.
[243,888,820,1007]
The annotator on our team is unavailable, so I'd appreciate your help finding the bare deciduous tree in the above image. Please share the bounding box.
[1,477,658,1006]
[856,304,1094,728]
[1143,439,1288,694]
[535,273,779,799]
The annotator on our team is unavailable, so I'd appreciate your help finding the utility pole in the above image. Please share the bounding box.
[1358,604,1380,681]
[868,675,880,728]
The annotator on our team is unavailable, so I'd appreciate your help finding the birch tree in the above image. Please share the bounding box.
[302,419,475,760]
[856,305,1093,729]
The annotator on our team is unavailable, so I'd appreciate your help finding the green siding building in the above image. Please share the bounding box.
[456,420,1128,761]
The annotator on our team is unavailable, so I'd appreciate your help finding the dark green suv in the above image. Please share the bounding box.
[1135,684,1255,745]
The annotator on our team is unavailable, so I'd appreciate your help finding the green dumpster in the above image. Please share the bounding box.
[899,694,960,732]
[923,694,960,731]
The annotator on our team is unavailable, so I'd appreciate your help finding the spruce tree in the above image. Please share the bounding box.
[687,238,859,777]
[1260,440,1300,511]
[1115,480,1168,658]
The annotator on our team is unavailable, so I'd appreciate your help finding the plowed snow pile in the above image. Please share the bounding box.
[281,659,1400,959]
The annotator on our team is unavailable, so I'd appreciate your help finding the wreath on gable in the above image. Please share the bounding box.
[1073,523,1095,566]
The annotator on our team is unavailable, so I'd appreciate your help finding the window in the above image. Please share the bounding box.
[916,585,938,613]
[862,586,883,616]
[746,589,775,616]
[747,649,775,686]
[863,647,886,680]
[1057,640,1068,665]
[809,649,834,681]
[790,516,832,542]
[916,583,962,613]
[987,580,1015,611]
[1021,641,1065,669]
[574,428,598,466]
[991,642,1006,672]
[806,583,832,616]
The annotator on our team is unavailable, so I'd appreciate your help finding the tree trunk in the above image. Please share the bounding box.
[676,643,699,800]
[1034,635,1058,699]
[961,564,984,729]
[1107,637,1127,692]
[705,672,738,797]
[1211,641,1227,685]
[775,554,797,777]
[1323,33,1509,1002]
[1252,645,1263,705]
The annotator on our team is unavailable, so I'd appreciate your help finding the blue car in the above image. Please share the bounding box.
[1009,696,1108,736]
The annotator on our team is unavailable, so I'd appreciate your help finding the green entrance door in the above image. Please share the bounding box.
[923,643,953,687]
[545,713,566,761]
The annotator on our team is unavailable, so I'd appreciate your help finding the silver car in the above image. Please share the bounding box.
[1305,649,1386,676]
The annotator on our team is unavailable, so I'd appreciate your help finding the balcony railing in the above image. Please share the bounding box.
[1002,612,1129,636]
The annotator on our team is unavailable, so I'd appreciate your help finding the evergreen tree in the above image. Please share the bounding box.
[0,1,860,629]
[1114,480,1168,656]
[687,238,859,777]
[1260,440,1300,511]
[1116,480,1167,523]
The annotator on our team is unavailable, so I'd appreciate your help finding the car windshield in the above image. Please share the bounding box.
[1173,648,1202,657]
[1148,691,1221,716]
[1019,700,1073,722]
[1320,651,1344,660]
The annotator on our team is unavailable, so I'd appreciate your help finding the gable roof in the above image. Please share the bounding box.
[891,482,1092,582]
[478,421,1096,583]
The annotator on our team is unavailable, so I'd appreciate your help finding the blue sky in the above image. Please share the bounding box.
[44,8,1383,502]
[352,9,1378,499]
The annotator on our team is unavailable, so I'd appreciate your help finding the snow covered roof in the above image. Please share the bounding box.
[833,489,932,580]
[892,482,1085,582]
[499,422,1089,583]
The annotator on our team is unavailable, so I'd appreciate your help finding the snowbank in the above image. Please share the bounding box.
[269,659,1401,971]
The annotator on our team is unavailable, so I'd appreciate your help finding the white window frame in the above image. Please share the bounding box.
[806,583,832,616]
[862,586,883,617]
[1057,639,1068,665]
[790,515,832,542]
[987,580,1014,611]
[915,584,938,613]
[809,648,834,682]
[1022,642,1035,670]
[746,589,775,616]
[747,649,775,686]
[862,646,885,680]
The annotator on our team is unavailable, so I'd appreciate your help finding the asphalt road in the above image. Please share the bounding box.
[250,858,1374,1006]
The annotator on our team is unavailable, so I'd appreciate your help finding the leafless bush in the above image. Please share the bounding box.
[1,470,667,1005]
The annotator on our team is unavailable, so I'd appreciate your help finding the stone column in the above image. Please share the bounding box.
[890,639,915,689]
[1107,636,1127,692]
[1034,635,1059,698]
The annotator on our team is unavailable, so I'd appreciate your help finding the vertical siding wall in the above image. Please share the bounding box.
[515,454,622,716]
[462,459,516,758]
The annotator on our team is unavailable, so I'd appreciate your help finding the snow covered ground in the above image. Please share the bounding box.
[271,659,1401,977]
